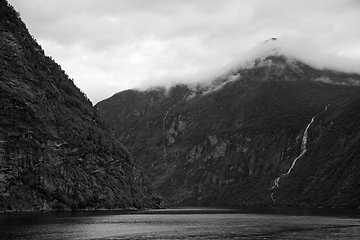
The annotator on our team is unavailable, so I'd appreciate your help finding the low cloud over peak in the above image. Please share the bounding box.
[229,35,360,74]
[9,0,360,103]
[137,35,360,91]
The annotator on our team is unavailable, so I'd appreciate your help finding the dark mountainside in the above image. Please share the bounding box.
[0,1,164,211]
[97,52,360,208]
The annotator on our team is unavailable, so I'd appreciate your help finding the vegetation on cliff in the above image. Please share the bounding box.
[0,0,164,211]
[97,54,360,208]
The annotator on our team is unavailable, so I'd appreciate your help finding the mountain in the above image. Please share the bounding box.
[0,0,165,211]
[97,50,360,208]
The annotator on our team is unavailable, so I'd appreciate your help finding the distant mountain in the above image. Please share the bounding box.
[0,0,164,211]
[97,51,360,207]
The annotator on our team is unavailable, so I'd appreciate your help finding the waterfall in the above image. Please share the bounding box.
[270,177,280,201]
[270,115,314,201]
[284,116,315,175]
[270,104,330,201]
[270,116,315,201]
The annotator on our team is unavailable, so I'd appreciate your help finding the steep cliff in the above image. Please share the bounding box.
[0,0,164,211]
[97,54,360,208]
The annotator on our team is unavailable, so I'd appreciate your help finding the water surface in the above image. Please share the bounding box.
[1,207,360,239]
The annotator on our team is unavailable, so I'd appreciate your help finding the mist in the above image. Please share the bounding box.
[9,0,360,103]
[229,35,360,74]
[136,35,360,92]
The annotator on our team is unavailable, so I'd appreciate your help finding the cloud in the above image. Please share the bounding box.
[228,35,360,74]
[8,0,360,103]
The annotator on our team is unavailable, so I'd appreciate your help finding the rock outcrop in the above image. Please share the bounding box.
[97,54,360,208]
[0,0,164,211]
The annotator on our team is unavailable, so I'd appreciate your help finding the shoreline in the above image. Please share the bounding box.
[2,205,360,219]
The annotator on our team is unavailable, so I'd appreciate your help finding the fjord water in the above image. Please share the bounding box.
[1,207,360,239]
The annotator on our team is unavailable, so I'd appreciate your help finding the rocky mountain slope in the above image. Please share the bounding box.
[97,51,360,208]
[0,0,164,211]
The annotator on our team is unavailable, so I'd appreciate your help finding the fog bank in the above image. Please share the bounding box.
[137,35,360,91]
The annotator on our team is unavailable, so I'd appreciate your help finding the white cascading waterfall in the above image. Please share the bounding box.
[271,104,330,202]
[284,116,315,175]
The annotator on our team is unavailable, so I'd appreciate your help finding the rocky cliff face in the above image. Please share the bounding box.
[97,54,360,208]
[0,0,164,211]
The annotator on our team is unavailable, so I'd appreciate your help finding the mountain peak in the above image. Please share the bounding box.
[264,37,277,43]
[96,48,360,208]
[232,36,360,75]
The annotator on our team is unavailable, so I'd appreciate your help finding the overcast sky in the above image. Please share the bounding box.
[8,0,360,104]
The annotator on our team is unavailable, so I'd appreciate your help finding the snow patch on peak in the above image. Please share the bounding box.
[315,76,360,86]
[196,72,241,96]
[183,71,241,98]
